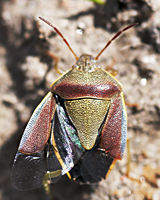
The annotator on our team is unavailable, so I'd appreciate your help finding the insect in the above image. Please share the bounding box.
[11,17,137,191]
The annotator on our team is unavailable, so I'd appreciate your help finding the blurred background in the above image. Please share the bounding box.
[0,0,160,199]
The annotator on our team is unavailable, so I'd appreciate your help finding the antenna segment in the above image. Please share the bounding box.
[95,23,138,60]
[39,17,79,61]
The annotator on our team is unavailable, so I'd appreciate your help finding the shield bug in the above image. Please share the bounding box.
[11,17,137,191]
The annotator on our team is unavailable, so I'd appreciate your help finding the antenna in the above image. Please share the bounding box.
[39,17,79,61]
[95,23,138,60]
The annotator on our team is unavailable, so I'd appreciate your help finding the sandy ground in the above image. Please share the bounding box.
[0,0,160,200]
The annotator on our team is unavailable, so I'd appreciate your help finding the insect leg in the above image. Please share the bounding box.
[105,58,118,76]
[45,50,65,75]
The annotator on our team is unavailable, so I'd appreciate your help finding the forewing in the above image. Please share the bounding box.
[11,92,56,190]
[100,92,127,159]
[18,92,56,154]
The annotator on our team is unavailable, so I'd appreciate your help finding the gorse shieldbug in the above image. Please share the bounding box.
[11,17,137,191]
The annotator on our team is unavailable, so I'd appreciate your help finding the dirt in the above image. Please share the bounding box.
[0,0,160,200]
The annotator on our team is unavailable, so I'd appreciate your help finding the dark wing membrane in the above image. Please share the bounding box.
[69,147,114,184]
[11,150,46,191]
[47,100,85,183]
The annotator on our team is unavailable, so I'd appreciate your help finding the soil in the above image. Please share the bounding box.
[0,0,160,200]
